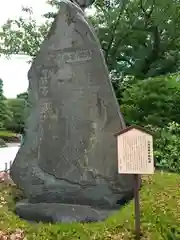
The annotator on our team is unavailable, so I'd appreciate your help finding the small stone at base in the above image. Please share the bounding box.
[15,200,116,223]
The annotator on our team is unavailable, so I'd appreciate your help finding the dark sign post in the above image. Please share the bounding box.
[115,125,154,240]
[134,174,141,239]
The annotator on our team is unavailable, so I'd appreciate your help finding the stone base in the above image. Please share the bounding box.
[15,200,116,223]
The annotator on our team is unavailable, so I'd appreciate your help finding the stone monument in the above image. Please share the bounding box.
[10,0,134,223]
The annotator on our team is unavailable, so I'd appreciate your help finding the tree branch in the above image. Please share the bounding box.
[139,25,161,76]
[109,32,130,62]
[105,1,127,62]
[139,0,155,20]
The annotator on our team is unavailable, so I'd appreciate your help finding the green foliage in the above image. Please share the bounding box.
[0,172,179,239]
[161,226,180,240]
[0,78,3,96]
[147,122,180,173]
[10,185,25,203]
[0,7,49,57]
[0,79,12,129]
[121,74,180,127]
[1,0,180,80]
[0,102,11,129]
[4,98,28,133]
[0,80,27,134]
[0,130,18,142]
[17,91,28,101]
[0,131,17,137]
[121,74,180,173]
[94,0,180,79]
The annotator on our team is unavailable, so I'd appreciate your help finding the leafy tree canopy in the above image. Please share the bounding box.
[121,73,180,127]
[0,0,180,80]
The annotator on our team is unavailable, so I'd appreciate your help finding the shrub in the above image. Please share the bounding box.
[0,131,19,142]
[4,98,28,133]
[121,74,180,127]
[0,138,7,148]
[146,122,180,173]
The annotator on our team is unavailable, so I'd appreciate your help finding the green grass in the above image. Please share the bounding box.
[0,130,19,143]
[0,172,179,239]
[0,130,17,137]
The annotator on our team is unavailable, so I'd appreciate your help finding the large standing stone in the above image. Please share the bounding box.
[10,0,134,223]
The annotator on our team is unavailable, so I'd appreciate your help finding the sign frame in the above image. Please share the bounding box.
[115,125,154,240]
[115,125,154,175]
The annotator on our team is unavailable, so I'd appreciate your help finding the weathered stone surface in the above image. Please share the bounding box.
[16,200,115,223]
[10,0,134,222]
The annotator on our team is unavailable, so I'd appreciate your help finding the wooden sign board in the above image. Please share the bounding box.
[115,125,154,174]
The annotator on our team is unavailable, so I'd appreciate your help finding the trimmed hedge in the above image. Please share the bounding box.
[0,131,20,143]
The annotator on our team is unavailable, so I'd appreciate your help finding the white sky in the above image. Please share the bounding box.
[0,0,54,98]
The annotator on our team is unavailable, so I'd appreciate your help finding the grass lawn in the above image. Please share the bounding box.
[0,131,17,137]
[0,171,179,239]
[0,130,19,143]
